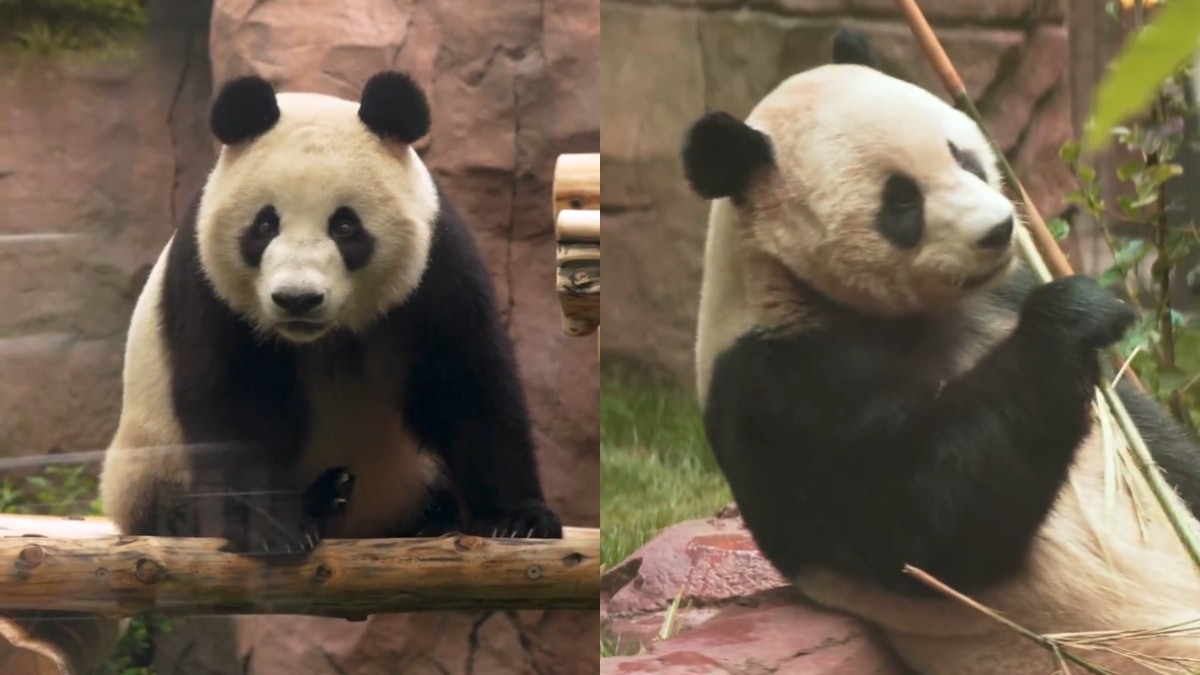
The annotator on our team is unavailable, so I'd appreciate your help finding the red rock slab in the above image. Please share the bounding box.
[601,587,907,675]
[603,517,787,617]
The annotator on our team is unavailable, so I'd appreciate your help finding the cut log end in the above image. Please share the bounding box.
[552,157,601,338]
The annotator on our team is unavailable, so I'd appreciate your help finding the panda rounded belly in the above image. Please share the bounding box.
[294,349,439,539]
[795,424,1200,674]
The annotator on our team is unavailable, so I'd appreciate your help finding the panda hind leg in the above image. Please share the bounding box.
[301,466,356,536]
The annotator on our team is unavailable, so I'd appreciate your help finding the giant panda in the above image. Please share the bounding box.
[682,28,1200,674]
[98,71,562,557]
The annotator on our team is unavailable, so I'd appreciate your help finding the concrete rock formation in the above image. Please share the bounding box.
[0,0,598,672]
[600,513,907,674]
[601,0,1072,381]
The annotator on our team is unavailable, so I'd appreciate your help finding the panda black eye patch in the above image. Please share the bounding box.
[875,173,925,249]
[328,206,375,271]
[239,205,280,267]
[948,141,987,181]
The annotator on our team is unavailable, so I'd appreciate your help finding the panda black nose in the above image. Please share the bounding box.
[977,216,1014,249]
[272,291,325,315]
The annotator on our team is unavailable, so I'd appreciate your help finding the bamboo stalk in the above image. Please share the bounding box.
[905,565,1121,675]
[891,0,1200,575]
[0,515,600,617]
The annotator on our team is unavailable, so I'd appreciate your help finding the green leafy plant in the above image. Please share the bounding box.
[0,463,168,674]
[0,463,100,515]
[97,614,172,675]
[1085,0,1200,150]
[1064,1,1200,432]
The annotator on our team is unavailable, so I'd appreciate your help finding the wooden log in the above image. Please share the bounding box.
[552,153,600,216]
[0,515,598,674]
[553,154,601,339]
[0,515,599,617]
[556,209,601,337]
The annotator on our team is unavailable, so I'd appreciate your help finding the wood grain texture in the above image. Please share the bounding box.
[0,515,600,617]
[552,153,600,216]
[553,153,601,338]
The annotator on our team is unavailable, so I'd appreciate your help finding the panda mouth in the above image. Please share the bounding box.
[958,256,1013,289]
[276,320,331,338]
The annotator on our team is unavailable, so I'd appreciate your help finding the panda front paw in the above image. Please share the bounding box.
[303,467,356,523]
[218,486,326,557]
[464,500,563,539]
[219,468,356,556]
[216,494,319,557]
[1020,275,1135,350]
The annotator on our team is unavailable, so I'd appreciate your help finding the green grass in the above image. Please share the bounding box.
[0,0,146,54]
[600,363,732,570]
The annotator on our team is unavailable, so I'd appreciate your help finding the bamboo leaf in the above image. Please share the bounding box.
[1083,0,1200,151]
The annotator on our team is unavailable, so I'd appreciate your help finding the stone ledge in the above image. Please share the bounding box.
[601,513,907,674]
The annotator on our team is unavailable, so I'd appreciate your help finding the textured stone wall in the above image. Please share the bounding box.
[601,0,1072,384]
[0,0,599,673]
[0,0,215,462]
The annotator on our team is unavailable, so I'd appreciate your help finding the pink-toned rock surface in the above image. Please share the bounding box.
[601,0,1076,381]
[1,0,598,673]
[601,513,907,674]
[0,0,214,458]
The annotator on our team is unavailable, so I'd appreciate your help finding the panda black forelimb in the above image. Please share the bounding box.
[392,192,564,540]
[703,274,1135,596]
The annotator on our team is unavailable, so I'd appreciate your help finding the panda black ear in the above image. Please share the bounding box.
[681,111,774,200]
[210,75,280,145]
[358,72,431,144]
[832,27,880,70]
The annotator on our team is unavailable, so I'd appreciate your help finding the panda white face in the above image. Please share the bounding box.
[196,87,438,343]
[684,63,1018,316]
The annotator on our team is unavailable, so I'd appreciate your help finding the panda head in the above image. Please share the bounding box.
[682,31,1017,317]
[196,71,439,343]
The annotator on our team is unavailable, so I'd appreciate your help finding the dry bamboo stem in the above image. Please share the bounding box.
[553,153,601,338]
[905,566,1119,675]
[893,0,1200,574]
[0,515,600,617]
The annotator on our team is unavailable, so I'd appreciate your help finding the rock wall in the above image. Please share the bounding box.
[0,0,599,673]
[0,0,214,462]
[600,0,1072,384]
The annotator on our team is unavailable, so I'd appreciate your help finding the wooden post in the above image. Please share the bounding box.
[553,154,601,342]
[0,514,601,675]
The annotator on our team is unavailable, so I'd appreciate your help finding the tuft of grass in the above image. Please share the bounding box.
[600,363,732,570]
[0,0,146,55]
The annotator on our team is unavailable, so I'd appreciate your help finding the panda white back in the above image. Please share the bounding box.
[683,29,1200,674]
